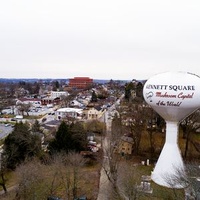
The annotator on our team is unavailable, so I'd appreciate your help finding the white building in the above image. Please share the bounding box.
[56,107,83,120]
[50,91,69,99]
[16,98,41,107]
[70,100,84,108]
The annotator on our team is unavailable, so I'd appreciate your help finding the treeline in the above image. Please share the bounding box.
[0,119,104,199]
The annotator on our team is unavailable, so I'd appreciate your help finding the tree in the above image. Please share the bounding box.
[111,113,123,138]
[162,162,200,199]
[66,152,86,199]
[97,87,109,99]
[135,82,143,99]
[15,153,79,200]
[3,122,42,170]
[119,162,150,200]
[47,152,86,200]
[16,102,32,116]
[31,120,42,133]
[32,81,40,94]
[144,106,160,158]
[52,80,60,91]
[13,151,91,200]
[60,90,79,107]
[180,109,200,159]
[101,113,124,199]
[6,98,16,115]
[85,120,106,134]
[47,153,72,199]
[15,159,46,200]
[48,121,86,154]
[70,122,87,152]
[48,121,72,153]
[124,103,146,155]
[0,82,16,115]
[0,152,8,194]
[91,90,98,102]
[124,82,135,100]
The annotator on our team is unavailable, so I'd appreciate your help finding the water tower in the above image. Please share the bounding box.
[143,71,200,188]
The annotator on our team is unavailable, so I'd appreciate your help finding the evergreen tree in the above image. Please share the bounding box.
[52,80,60,91]
[48,121,86,154]
[91,90,98,102]
[136,82,143,98]
[124,82,134,100]
[48,121,72,153]
[70,122,87,152]
[3,122,42,170]
[31,120,41,133]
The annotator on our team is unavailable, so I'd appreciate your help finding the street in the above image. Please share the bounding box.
[97,102,114,200]
[0,124,13,140]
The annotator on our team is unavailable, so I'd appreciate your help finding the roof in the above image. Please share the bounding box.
[56,107,83,114]
[18,98,41,102]
[121,136,134,144]
[73,77,92,80]
[94,106,102,111]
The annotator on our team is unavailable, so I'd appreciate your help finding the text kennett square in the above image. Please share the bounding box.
[145,84,195,91]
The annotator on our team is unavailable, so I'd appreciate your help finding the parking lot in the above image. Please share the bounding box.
[2,105,56,117]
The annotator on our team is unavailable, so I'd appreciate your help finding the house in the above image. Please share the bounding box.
[41,97,60,106]
[16,98,41,107]
[56,107,83,120]
[70,100,84,108]
[41,91,69,106]
[49,91,69,98]
[118,136,134,155]
[83,107,104,120]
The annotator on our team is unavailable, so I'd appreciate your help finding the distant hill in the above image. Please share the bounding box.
[0,78,67,83]
[0,78,131,84]
[94,79,131,84]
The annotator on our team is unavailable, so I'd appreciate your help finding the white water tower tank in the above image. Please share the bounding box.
[143,71,200,188]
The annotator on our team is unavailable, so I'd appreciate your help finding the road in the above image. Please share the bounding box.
[0,124,13,139]
[97,95,125,199]
[97,103,114,200]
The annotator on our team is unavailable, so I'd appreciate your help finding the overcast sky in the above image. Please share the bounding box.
[1,0,200,80]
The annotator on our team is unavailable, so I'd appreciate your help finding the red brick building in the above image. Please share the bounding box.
[69,77,93,89]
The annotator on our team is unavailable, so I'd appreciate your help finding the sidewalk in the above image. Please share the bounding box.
[97,167,111,200]
[0,185,17,196]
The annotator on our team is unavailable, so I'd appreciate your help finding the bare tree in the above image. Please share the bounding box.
[123,103,146,155]
[16,102,32,116]
[163,162,200,200]
[85,120,106,135]
[60,91,79,108]
[15,159,46,200]
[101,113,124,200]
[15,153,86,200]
[144,105,163,158]
[45,153,68,198]
[180,109,200,159]
[65,152,86,199]
[102,139,123,199]
[118,163,150,200]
